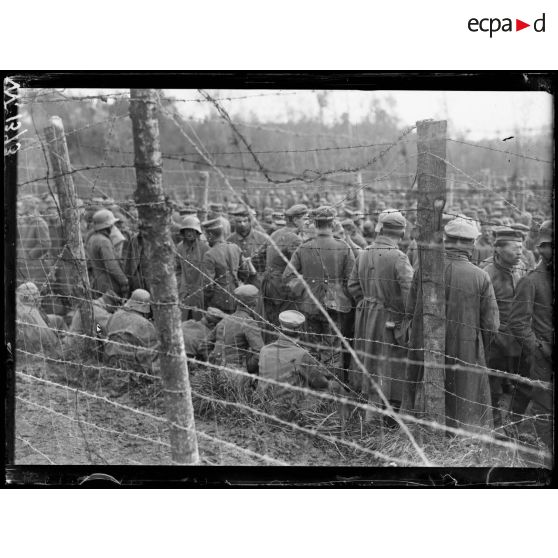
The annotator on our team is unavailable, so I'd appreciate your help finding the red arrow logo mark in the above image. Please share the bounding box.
[516,19,530,31]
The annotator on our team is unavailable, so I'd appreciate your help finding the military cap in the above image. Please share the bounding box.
[202,218,224,232]
[491,218,504,226]
[262,207,274,216]
[493,226,523,244]
[444,217,479,240]
[284,204,308,218]
[209,202,224,212]
[510,223,530,238]
[178,204,199,216]
[125,289,151,315]
[279,310,306,330]
[178,215,202,234]
[311,205,337,222]
[538,220,553,246]
[375,209,406,232]
[234,284,259,303]
[229,205,250,217]
[341,218,356,228]
[206,307,226,320]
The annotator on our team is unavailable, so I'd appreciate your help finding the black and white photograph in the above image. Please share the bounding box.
[4,75,554,478]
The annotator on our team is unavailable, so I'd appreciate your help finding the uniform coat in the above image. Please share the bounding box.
[86,229,129,298]
[17,215,52,286]
[347,235,414,403]
[176,237,210,313]
[181,319,214,360]
[402,247,500,433]
[262,224,303,326]
[472,237,493,267]
[121,232,150,292]
[227,228,268,287]
[210,308,264,375]
[202,240,242,314]
[283,231,355,372]
[258,335,329,412]
[507,259,553,452]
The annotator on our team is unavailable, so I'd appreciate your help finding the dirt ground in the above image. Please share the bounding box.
[14,355,546,468]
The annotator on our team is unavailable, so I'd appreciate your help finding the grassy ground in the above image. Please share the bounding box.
[14,355,546,468]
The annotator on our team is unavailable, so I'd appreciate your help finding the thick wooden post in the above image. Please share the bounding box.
[129,89,199,465]
[415,119,447,425]
[44,116,95,350]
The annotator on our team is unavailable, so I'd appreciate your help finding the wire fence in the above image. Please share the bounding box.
[10,88,554,468]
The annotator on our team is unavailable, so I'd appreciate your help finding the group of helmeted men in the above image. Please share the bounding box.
[16,191,554,462]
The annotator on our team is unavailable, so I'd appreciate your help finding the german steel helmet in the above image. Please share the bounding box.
[92,209,118,231]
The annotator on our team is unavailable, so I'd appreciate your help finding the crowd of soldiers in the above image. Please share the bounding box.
[15,188,553,463]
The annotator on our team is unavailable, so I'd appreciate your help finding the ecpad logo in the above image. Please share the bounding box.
[468,13,545,37]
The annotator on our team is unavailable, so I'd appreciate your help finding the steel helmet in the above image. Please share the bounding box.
[124,289,152,315]
[92,209,118,231]
[178,215,202,234]
[16,281,40,305]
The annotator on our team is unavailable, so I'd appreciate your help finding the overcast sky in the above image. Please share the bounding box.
[164,89,553,140]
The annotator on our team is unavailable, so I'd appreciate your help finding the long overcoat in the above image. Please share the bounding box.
[402,248,500,432]
[17,215,51,286]
[176,238,209,311]
[347,235,413,402]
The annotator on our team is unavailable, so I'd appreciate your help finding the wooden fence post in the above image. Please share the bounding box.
[415,119,447,426]
[129,89,199,465]
[44,116,95,350]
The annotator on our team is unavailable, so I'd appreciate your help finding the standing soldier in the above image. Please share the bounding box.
[207,203,232,238]
[511,222,537,273]
[227,206,268,288]
[283,206,355,377]
[262,204,308,330]
[86,209,129,299]
[507,220,553,465]
[260,207,276,234]
[201,218,243,314]
[483,227,524,432]
[348,210,413,424]
[175,215,209,321]
[472,220,494,267]
[403,217,500,434]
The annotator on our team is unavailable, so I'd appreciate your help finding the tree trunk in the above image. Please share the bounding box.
[129,89,199,464]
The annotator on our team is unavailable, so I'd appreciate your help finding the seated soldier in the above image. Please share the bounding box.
[182,307,225,361]
[210,285,265,386]
[104,289,159,374]
[16,282,60,357]
[258,310,342,418]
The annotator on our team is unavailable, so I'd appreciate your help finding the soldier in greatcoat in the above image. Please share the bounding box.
[175,215,209,321]
[86,209,129,299]
[348,209,414,424]
[507,221,553,464]
[402,217,500,434]
[283,206,355,377]
[262,204,308,331]
[181,307,225,361]
[201,218,243,314]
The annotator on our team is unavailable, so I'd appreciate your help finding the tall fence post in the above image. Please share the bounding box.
[129,88,199,465]
[44,116,95,350]
[415,119,447,426]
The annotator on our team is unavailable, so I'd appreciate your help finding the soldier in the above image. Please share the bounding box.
[260,207,276,235]
[17,195,51,287]
[483,227,525,432]
[175,215,210,321]
[121,227,150,293]
[227,206,268,288]
[207,203,232,238]
[258,310,342,417]
[262,204,308,330]
[348,209,413,424]
[402,217,500,434]
[283,206,355,376]
[507,221,553,464]
[472,220,494,267]
[271,210,286,233]
[16,282,60,357]
[210,285,265,385]
[86,209,129,299]
[511,222,537,272]
[341,218,368,250]
[105,289,159,374]
[182,307,225,361]
[201,218,243,314]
